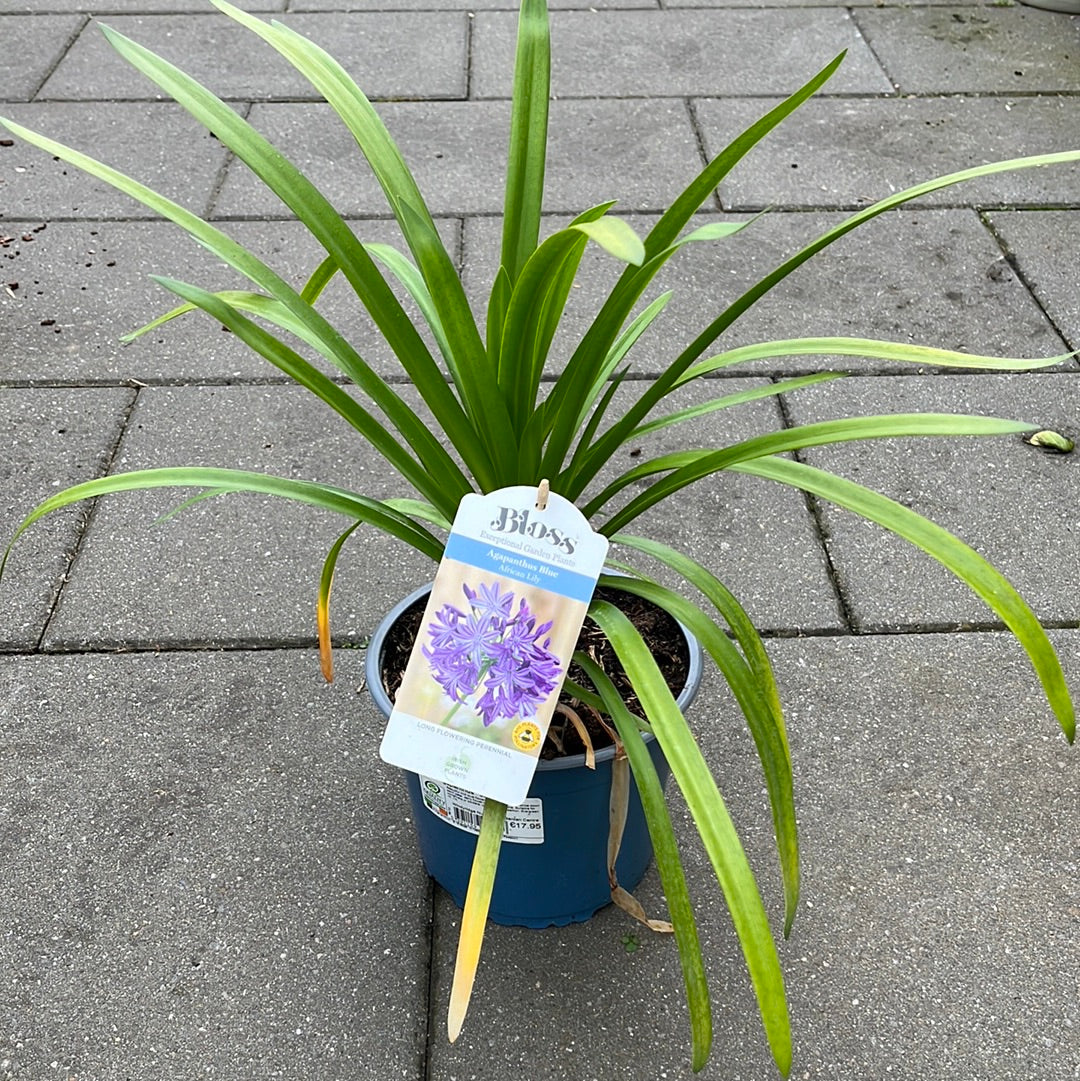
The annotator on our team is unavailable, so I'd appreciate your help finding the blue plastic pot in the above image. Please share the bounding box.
[367,583,704,928]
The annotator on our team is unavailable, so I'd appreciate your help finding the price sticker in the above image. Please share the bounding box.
[418,776,546,844]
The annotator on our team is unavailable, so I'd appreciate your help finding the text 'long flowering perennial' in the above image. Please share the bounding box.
[424,582,562,727]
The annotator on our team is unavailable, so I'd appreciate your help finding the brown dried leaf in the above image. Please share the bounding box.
[607,754,630,888]
[556,703,594,769]
[610,886,674,933]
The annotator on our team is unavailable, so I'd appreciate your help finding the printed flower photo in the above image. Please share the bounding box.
[393,567,585,753]
[425,581,561,727]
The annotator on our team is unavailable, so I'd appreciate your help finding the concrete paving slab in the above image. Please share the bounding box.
[471,9,891,98]
[680,208,1070,371]
[988,209,1080,351]
[39,383,438,650]
[213,99,704,218]
[462,208,1066,378]
[0,15,84,103]
[1,0,284,10]
[853,5,1080,94]
[0,648,430,1081]
[784,372,1080,630]
[40,12,469,102]
[698,96,1080,211]
[0,386,132,650]
[0,103,229,221]
[667,0,987,6]
[0,217,461,383]
[594,380,845,634]
[426,630,1079,1080]
[292,0,657,8]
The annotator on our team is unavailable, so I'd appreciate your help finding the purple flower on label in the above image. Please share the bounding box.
[463,581,515,623]
[423,582,562,727]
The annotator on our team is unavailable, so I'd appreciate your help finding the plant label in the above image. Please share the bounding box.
[379,485,609,805]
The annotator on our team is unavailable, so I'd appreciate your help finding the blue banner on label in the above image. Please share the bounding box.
[444,533,598,603]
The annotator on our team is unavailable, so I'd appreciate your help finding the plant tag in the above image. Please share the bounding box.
[379,485,609,805]
[418,776,545,844]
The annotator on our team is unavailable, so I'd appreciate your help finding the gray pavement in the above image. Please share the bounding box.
[1,1,1078,1079]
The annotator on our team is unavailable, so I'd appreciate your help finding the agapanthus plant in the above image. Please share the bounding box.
[424,582,561,727]
[1,0,1077,1073]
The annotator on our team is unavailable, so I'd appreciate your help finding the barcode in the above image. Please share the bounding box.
[451,805,484,831]
[450,805,516,836]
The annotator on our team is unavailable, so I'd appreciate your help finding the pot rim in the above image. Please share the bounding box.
[365,580,705,772]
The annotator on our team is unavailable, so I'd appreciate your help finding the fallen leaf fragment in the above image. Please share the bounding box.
[1026,430,1075,454]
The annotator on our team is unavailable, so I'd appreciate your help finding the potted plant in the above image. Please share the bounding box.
[1,0,1076,1073]
[364,576,706,935]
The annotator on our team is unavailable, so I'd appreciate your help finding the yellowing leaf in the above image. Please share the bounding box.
[573,217,645,266]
